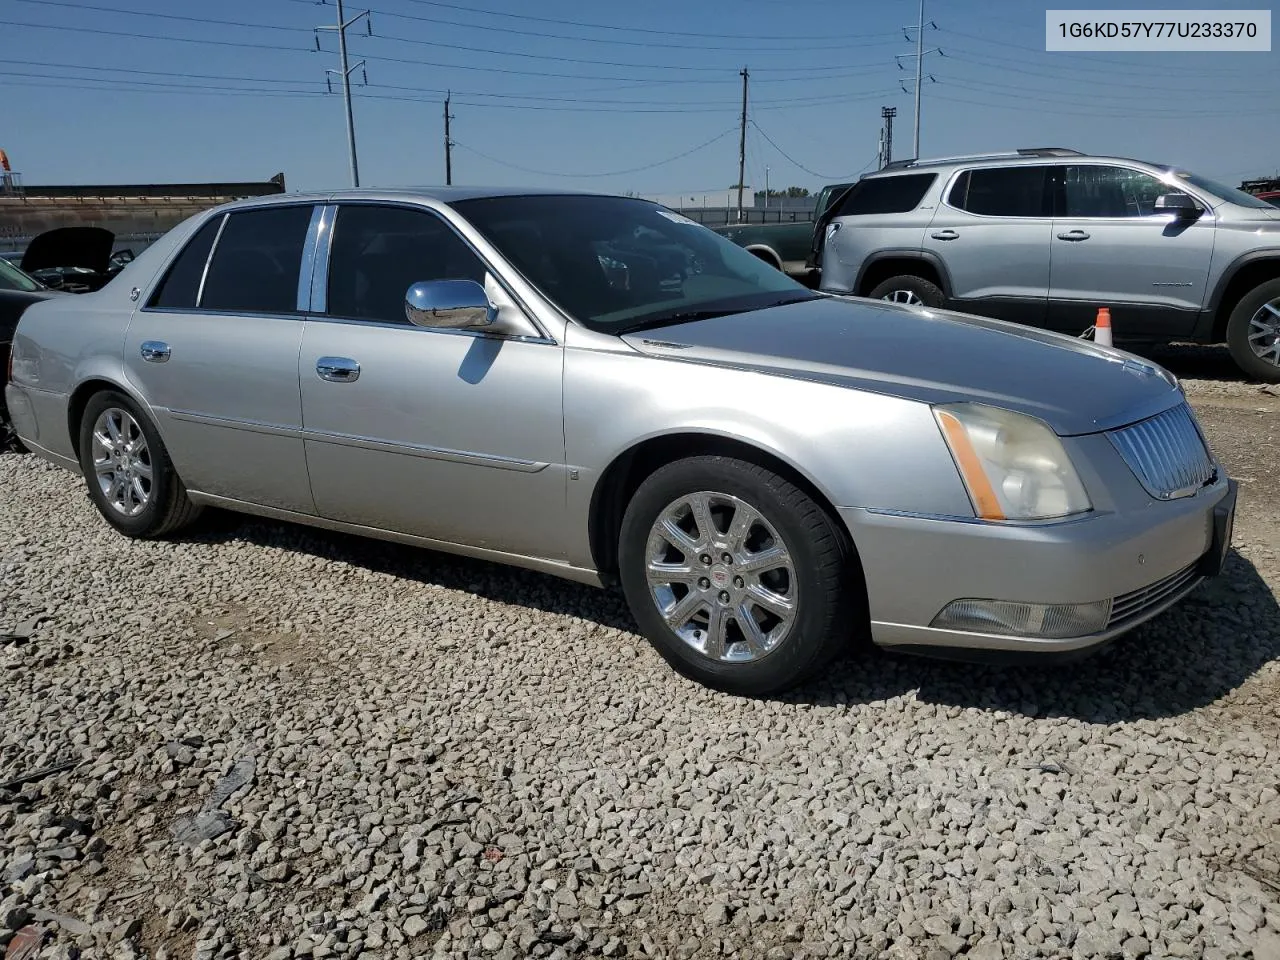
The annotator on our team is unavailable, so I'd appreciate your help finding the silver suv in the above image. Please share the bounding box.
[816,147,1280,382]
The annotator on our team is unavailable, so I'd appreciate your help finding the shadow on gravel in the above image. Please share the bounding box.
[1128,342,1251,383]
[786,548,1280,724]
[188,511,1279,725]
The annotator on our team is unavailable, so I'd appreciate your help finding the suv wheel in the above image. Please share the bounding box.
[867,275,945,309]
[618,455,863,696]
[1226,278,1280,383]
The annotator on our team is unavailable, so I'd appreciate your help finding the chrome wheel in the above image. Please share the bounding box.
[881,289,923,306]
[1248,300,1280,367]
[644,491,796,663]
[90,407,153,517]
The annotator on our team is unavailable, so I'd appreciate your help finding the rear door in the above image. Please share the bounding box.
[124,204,317,513]
[1047,163,1216,336]
[921,164,1053,326]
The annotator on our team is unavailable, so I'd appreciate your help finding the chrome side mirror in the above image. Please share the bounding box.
[1154,193,1202,218]
[404,279,497,330]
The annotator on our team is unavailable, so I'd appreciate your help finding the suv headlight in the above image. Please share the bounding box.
[933,403,1091,521]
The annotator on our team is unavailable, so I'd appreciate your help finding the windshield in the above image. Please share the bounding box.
[449,194,816,333]
[0,256,43,293]
[1169,170,1277,210]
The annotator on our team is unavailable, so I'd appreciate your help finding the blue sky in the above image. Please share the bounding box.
[1,0,1276,199]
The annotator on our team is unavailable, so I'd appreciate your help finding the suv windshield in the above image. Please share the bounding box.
[449,194,816,334]
[0,256,44,293]
[1168,170,1277,210]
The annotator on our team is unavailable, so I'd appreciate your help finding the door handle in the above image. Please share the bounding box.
[140,341,170,363]
[316,357,360,383]
[930,229,959,241]
[1057,230,1091,241]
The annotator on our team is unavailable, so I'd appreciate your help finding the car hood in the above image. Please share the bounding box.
[20,226,116,274]
[620,296,1184,436]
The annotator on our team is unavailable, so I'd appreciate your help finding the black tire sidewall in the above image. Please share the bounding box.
[1226,278,1280,383]
[618,456,851,696]
[868,274,945,308]
[78,390,177,537]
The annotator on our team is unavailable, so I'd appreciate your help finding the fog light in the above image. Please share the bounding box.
[930,598,1111,639]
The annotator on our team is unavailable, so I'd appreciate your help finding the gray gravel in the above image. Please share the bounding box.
[2,363,1279,960]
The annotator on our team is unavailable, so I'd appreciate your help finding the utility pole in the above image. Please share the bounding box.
[443,91,454,185]
[316,0,371,188]
[881,106,897,168]
[764,165,770,211]
[877,128,885,171]
[736,66,749,224]
[897,3,940,159]
[912,0,924,159]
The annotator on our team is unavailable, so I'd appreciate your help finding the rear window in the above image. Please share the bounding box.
[199,205,314,314]
[147,216,222,309]
[948,167,1050,218]
[833,174,937,217]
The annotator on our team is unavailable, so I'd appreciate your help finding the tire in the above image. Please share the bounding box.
[77,389,201,538]
[618,455,865,696]
[867,274,946,309]
[1225,277,1280,383]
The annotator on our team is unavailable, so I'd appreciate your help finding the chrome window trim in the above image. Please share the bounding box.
[938,163,1059,221]
[139,211,225,312]
[193,212,229,309]
[303,311,558,346]
[296,205,327,313]
[308,204,337,314]
[316,199,555,342]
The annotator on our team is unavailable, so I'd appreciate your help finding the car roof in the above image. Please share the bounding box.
[210,185,637,212]
[863,150,1170,178]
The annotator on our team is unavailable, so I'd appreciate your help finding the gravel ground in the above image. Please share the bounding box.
[2,346,1278,960]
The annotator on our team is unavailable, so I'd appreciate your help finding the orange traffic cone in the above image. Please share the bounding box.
[1094,307,1113,347]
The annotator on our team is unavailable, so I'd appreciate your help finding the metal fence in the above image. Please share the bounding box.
[671,205,817,227]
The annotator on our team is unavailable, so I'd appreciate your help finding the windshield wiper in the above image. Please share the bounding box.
[617,308,741,335]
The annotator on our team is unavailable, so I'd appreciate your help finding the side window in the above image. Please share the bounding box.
[199,205,314,314]
[147,215,222,309]
[326,204,487,325]
[1063,165,1185,218]
[833,173,937,217]
[949,166,1049,217]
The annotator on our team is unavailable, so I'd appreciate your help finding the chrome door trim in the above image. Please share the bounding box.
[315,356,361,382]
[166,408,304,439]
[302,428,551,472]
[194,213,229,308]
[140,341,171,363]
[303,312,558,346]
[297,205,328,312]
[308,204,337,314]
[182,491,603,587]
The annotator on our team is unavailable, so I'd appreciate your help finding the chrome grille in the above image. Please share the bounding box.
[1107,561,1201,628]
[1108,403,1216,500]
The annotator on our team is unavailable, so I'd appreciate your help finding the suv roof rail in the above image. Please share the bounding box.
[878,146,1084,171]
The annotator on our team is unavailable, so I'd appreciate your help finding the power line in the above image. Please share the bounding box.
[452,126,739,178]
[279,0,900,53]
[750,120,878,181]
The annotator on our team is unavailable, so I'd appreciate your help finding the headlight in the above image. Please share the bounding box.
[933,403,1091,521]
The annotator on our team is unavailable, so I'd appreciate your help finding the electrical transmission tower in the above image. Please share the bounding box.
[896,0,942,159]
[315,0,372,187]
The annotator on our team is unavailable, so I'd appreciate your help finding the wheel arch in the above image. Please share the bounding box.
[855,251,952,299]
[743,244,784,271]
[1208,253,1280,341]
[67,375,152,460]
[587,430,855,582]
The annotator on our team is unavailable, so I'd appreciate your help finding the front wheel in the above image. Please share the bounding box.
[618,456,864,696]
[866,274,945,309]
[78,390,202,538]
[1225,278,1280,383]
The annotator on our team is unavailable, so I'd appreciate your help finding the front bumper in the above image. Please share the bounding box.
[841,477,1236,658]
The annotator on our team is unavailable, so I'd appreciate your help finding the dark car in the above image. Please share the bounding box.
[20,226,123,293]
[0,257,60,449]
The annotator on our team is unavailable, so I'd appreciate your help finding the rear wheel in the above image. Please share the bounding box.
[867,274,945,309]
[77,390,201,538]
[618,455,863,696]
[1225,278,1280,383]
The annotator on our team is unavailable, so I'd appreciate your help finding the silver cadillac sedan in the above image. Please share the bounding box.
[4,188,1237,695]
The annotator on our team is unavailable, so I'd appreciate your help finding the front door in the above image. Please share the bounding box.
[123,204,317,513]
[1047,164,1217,337]
[922,164,1054,326]
[298,202,567,560]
